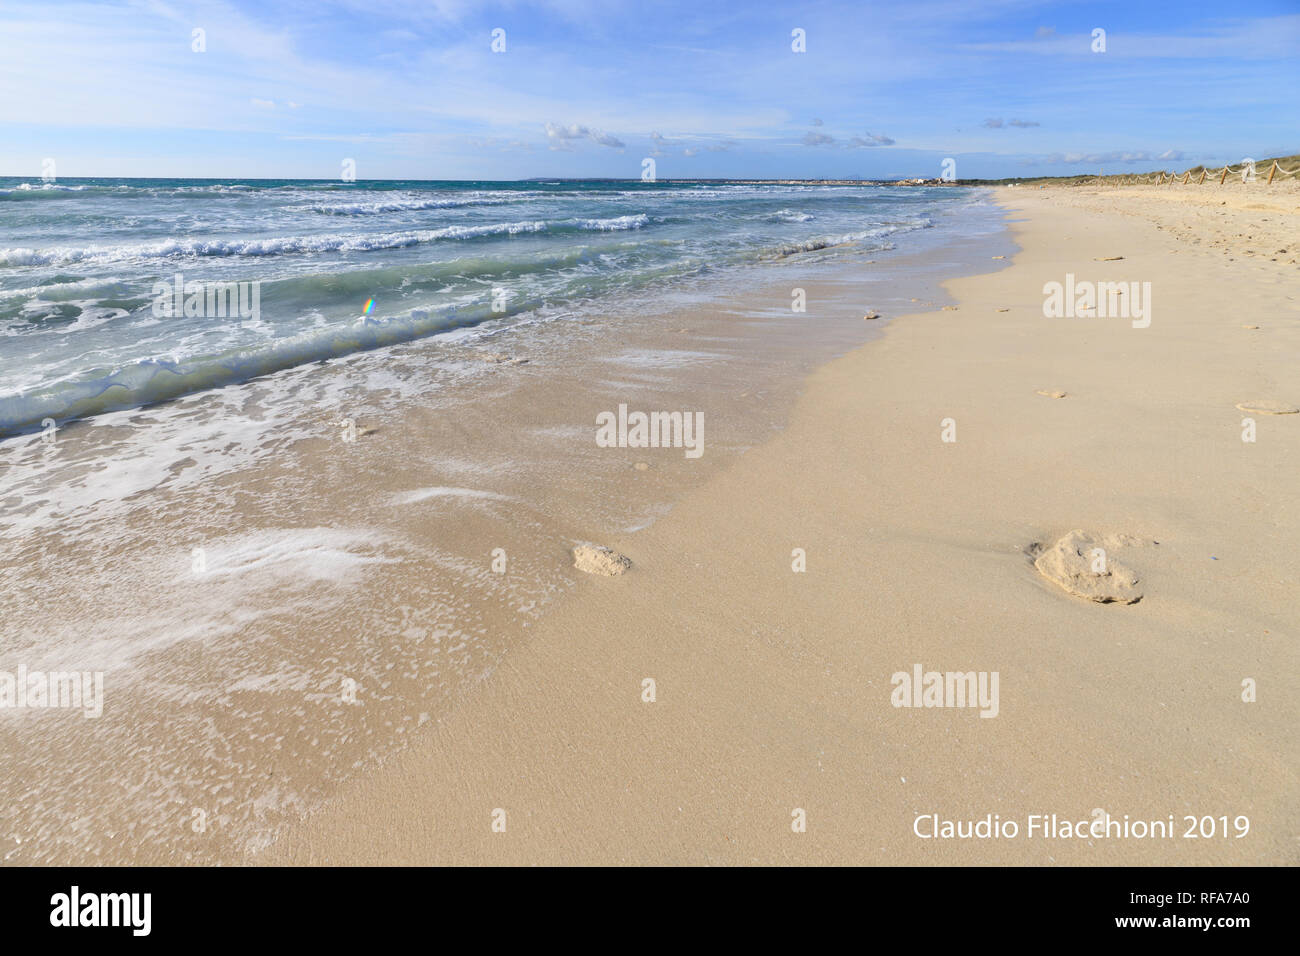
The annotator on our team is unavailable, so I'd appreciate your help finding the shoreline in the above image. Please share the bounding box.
[1,192,1008,865]
[266,183,1298,865]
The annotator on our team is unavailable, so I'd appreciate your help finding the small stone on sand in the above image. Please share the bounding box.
[863,311,881,320]
[1242,324,1260,330]
[996,308,1010,312]
[1036,389,1067,399]
[941,306,958,311]
[1235,400,1298,415]
[1094,256,1125,261]
[1032,530,1145,604]
[572,544,632,576]
[992,255,1006,259]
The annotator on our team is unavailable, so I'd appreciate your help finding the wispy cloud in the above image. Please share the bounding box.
[1040,149,1186,165]
[848,132,895,147]
[544,122,625,149]
[983,118,1039,128]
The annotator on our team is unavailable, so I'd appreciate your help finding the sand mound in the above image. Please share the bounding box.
[1235,400,1298,415]
[1031,530,1149,604]
[572,544,632,576]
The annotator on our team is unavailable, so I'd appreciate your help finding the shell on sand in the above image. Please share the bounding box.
[572,544,632,576]
[1235,400,1298,415]
[1032,530,1145,604]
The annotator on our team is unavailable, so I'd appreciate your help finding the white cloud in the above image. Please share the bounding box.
[544,122,626,148]
[968,15,1300,58]
[1041,149,1186,164]
[848,132,895,147]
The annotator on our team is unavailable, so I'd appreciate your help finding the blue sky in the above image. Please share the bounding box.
[1,0,1296,180]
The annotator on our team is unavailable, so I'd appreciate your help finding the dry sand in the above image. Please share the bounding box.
[267,183,1299,865]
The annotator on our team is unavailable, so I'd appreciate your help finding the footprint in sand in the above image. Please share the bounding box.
[1235,400,1298,415]
[1030,530,1155,605]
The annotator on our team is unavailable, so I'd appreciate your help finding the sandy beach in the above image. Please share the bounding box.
[265,182,1299,866]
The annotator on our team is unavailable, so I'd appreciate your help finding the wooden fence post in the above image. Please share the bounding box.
[1220,166,1229,185]
[1268,161,1278,185]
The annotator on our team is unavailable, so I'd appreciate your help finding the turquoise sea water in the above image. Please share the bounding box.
[0,177,975,436]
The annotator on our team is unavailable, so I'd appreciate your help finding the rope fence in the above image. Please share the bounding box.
[1102,159,1300,187]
